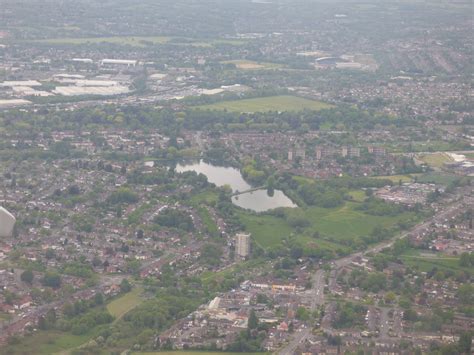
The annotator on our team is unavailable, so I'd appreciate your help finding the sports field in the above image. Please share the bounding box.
[196,95,333,113]
[222,59,282,69]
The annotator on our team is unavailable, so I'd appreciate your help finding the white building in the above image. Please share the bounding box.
[235,232,251,258]
[0,206,16,237]
[100,59,138,67]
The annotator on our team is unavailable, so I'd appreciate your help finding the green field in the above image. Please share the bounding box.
[347,190,367,202]
[3,330,93,355]
[29,36,246,48]
[135,352,267,355]
[30,36,171,46]
[400,251,472,275]
[237,202,416,251]
[4,288,145,355]
[107,286,144,319]
[222,59,282,70]
[196,95,333,113]
[373,174,419,183]
[418,153,453,168]
[416,172,460,185]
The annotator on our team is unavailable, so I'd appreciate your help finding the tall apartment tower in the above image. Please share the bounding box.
[0,206,16,238]
[235,232,251,258]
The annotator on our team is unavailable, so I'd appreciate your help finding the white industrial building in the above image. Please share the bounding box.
[0,206,16,237]
[100,59,138,67]
[235,232,251,258]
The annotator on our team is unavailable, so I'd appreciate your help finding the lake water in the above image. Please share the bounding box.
[175,160,296,212]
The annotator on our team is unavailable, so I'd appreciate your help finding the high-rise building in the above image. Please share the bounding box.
[0,206,16,237]
[235,232,251,258]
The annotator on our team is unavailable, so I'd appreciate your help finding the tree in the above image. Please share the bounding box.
[120,278,132,293]
[296,307,310,321]
[458,332,472,354]
[459,252,472,267]
[37,316,47,330]
[248,309,259,330]
[94,293,104,305]
[45,248,56,260]
[384,291,396,304]
[20,269,34,284]
[41,272,61,288]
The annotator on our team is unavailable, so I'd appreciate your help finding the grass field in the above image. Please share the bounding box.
[237,202,416,251]
[400,250,472,275]
[373,174,419,183]
[418,152,454,168]
[347,190,367,202]
[3,330,93,355]
[416,172,459,185]
[29,37,246,48]
[222,59,282,69]
[107,286,144,319]
[134,352,267,355]
[196,95,333,113]
[31,36,171,47]
[4,288,145,355]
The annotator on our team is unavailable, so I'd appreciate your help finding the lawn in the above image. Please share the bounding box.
[3,330,93,355]
[372,174,418,183]
[135,352,267,355]
[30,36,171,47]
[416,172,459,185]
[222,59,282,69]
[418,152,453,168]
[196,95,333,113]
[347,190,367,202]
[237,202,417,251]
[107,286,144,319]
[400,251,472,275]
[29,37,246,48]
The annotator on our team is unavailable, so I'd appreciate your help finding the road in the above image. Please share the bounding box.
[277,197,466,354]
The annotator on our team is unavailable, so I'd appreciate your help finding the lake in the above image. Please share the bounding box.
[175,160,296,212]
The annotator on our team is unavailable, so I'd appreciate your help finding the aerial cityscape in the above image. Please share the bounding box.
[0,0,472,354]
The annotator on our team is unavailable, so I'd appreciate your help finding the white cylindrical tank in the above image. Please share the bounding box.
[0,206,16,237]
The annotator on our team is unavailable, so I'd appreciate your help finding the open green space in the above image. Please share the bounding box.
[237,201,417,252]
[418,153,453,168]
[4,289,145,355]
[196,95,333,113]
[28,37,247,48]
[3,330,93,355]
[347,190,367,202]
[29,36,171,46]
[107,286,144,319]
[400,250,472,275]
[372,174,418,183]
[134,352,267,355]
[222,59,283,70]
[416,172,459,185]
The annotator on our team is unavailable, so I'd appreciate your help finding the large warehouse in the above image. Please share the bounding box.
[0,206,16,237]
